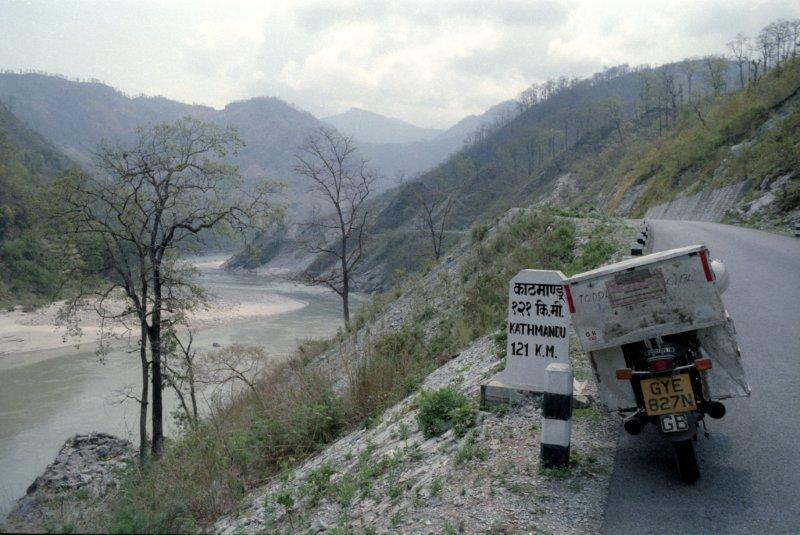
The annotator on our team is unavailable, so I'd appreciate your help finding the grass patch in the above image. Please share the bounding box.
[416,387,477,438]
[454,430,488,465]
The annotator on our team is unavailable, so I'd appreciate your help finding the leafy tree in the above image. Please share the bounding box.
[56,118,276,459]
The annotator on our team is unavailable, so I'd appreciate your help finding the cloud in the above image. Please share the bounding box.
[222,0,797,127]
[3,0,796,128]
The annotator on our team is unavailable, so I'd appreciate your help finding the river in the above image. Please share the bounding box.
[0,256,356,517]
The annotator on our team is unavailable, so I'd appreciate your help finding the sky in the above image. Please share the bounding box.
[1,0,799,128]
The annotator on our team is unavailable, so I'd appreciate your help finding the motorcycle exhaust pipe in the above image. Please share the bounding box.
[707,401,726,419]
[624,411,648,435]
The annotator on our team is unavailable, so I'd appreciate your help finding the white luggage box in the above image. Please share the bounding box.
[566,245,750,410]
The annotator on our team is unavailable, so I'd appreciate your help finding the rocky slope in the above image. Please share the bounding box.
[215,336,617,535]
[214,210,636,534]
[4,207,635,533]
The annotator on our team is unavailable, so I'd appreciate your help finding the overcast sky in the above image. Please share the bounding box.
[2,0,799,128]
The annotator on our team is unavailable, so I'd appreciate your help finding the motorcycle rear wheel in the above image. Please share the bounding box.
[673,439,700,483]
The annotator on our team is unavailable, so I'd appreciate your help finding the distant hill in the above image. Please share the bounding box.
[0,74,513,211]
[436,100,518,141]
[323,107,442,144]
[0,74,336,211]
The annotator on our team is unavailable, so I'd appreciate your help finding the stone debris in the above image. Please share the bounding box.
[215,335,618,535]
[213,211,630,534]
[2,432,135,533]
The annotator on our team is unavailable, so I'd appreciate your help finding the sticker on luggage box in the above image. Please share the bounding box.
[605,268,667,307]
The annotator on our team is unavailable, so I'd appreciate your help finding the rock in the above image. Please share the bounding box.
[307,519,327,533]
[213,342,222,347]
[2,432,135,533]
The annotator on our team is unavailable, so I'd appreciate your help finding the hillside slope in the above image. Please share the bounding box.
[0,74,506,210]
[236,58,798,292]
[0,103,76,305]
[23,208,631,534]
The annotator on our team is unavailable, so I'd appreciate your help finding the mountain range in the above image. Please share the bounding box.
[0,73,509,213]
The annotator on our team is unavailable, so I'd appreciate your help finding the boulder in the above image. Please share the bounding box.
[2,432,135,533]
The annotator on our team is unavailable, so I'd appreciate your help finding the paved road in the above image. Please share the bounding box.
[602,220,800,534]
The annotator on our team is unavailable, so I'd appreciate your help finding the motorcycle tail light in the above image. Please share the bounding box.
[648,357,675,372]
[616,368,633,380]
[694,358,713,371]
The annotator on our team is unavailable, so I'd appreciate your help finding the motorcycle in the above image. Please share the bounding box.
[614,331,728,481]
[567,247,749,482]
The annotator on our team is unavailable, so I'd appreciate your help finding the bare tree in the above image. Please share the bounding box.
[680,58,698,102]
[704,55,728,97]
[162,328,201,431]
[728,33,750,89]
[790,19,800,59]
[56,118,276,458]
[757,28,774,72]
[201,344,269,406]
[294,126,375,329]
[660,66,680,127]
[412,180,458,261]
[604,97,625,143]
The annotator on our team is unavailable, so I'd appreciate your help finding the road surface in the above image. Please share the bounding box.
[602,220,800,534]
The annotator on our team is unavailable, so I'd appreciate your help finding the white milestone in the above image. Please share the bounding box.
[501,269,571,391]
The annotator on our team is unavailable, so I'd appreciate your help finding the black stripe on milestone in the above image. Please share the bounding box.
[543,392,572,421]
[540,443,570,469]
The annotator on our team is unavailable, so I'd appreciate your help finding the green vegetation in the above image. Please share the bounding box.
[103,316,454,531]
[416,387,477,438]
[604,58,800,215]
[458,209,616,340]
[776,180,800,212]
[301,462,337,506]
[0,103,75,307]
[87,203,622,533]
[454,430,488,465]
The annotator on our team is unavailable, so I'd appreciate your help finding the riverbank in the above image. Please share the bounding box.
[0,256,307,369]
[0,256,353,520]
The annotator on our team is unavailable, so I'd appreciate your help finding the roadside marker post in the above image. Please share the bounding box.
[540,362,573,469]
[480,269,570,407]
[794,221,799,238]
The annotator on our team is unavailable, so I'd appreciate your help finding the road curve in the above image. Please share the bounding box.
[602,220,800,534]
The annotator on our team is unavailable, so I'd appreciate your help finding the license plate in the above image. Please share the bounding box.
[640,373,696,416]
[660,413,690,433]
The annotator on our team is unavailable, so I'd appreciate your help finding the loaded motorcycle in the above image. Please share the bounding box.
[565,244,750,482]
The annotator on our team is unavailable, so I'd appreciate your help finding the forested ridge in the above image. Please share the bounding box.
[0,103,75,306]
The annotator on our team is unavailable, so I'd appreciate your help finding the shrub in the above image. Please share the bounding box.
[302,461,336,506]
[469,221,491,243]
[776,181,800,212]
[569,235,615,274]
[450,402,479,438]
[416,387,477,438]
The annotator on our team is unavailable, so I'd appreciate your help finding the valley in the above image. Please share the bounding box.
[1,8,799,534]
